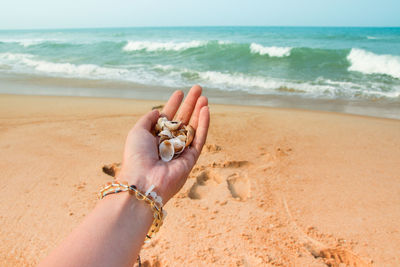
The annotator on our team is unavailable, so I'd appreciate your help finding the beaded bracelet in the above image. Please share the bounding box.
[98,180,166,242]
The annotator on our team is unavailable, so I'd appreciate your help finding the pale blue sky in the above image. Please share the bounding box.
[1,0,399,29]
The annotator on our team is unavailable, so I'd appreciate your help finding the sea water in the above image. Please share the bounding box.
[0,27,399,114]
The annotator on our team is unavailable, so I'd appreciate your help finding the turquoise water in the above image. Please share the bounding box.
[0,27,400,100]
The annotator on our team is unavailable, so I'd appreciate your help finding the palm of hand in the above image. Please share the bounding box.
[118,86,209,203]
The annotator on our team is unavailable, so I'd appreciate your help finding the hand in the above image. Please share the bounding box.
[117,85,210,203]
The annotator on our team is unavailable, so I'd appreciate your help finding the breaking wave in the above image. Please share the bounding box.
[1,51,399,99]
[0,52,129,79]
[123,40,208,52]
[190,70,399,98]
[347,48,400,79]
[250,43,292,57]
[0,38,54,47]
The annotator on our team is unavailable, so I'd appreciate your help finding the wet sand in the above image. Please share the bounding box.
[0,94,399,266]
[1,73,399,120]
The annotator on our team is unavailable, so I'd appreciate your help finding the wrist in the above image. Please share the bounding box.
[117,171,150,194]
[104,190,152,214]
[117,170,170,204]
[99,180,166,242]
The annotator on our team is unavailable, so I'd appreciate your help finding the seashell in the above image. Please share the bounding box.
[159,140,175,162]
[155,116,195,161]
[159,135,170,143]
[158,129,173,143]
[185,125,195,147]
[155,124,162,133]
[164,120,181,131]
[158,129,173,138]
[177,134,187,143]
[169,130,182,138]
[176,129,187,136]
[155,117,168,132]
[170,137,186,154]
[169,130,177,137]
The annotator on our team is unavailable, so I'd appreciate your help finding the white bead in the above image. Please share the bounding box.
[155,196,163,205]
[145,184,155,196]
[149,191,157,199]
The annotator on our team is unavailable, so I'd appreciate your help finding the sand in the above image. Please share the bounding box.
[0,94,399,266]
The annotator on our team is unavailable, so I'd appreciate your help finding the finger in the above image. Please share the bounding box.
[135,109,160,131]
[189,96,208,130]
[192,106,210,155]
[161,90,184,120]
[178,106,210,167]
[175,85,202,124]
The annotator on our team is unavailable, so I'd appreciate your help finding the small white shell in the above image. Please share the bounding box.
[159,135,170,143]
[158,129,173,143]
[170,137,186,154]
[158,117,168,125]
[155,117,168,132]
[177,134,186,143]
[164,120,181,131]
[158,129,173,138]
[159,140,175,162]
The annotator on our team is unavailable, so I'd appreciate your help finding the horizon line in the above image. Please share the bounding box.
[1,25,400,31]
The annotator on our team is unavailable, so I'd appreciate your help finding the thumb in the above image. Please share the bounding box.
[135,109,160,131]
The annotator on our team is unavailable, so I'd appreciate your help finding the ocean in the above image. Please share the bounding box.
[0,27,399,118]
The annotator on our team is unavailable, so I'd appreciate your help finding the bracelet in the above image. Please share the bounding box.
[98,180,166,242]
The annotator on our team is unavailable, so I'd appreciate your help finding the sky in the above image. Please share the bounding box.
[1,0,399,30]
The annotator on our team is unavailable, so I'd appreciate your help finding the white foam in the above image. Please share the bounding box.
[217,40,232,45]
[250,43,292,57]
[0,52,33,61]
[0,38,59,47]
[0,53,184,88]
[198,71,280,91]
[153,64,176,71]
[193,70,335,95]
[189,70,399,98]
[28,60,128,78]
[347,48,400,79]
[0,52,128,79]
[1,53,398,100]
[123,40,208,52]
[19,39,45,47]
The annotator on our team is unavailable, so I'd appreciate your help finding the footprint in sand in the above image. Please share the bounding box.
[226,173,250,201]
[188,171,212,199]
[102,150,252,201]
[188,161,251,201]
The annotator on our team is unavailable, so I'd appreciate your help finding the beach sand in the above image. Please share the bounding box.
[0,94,399,266]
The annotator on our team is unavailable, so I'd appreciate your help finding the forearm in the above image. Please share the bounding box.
[39,192,153,267]
[38,86,209,266]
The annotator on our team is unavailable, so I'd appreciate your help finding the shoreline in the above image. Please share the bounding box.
[1,93,399,123]
[1,73,399,120]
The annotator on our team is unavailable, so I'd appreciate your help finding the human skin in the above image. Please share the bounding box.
[38,85,210,267]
